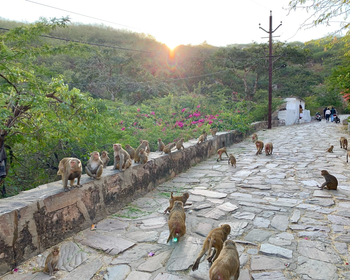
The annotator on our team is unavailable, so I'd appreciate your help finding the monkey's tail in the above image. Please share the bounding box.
[167,227,176,243]
[206,238,214,260]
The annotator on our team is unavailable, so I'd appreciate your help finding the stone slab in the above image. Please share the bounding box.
[166,236,202,271]
[232,212,255,220]
[259,243,293,259]
[197,208,226,220]
[127,231,159,243]
[190,189,227,198]
[104,264,131,280]
[251,255,287,271]
[296,256,337,280]
[245,229,273,243]
[217,202,239,212]
[77,232,135,255]
[125,271,152,280]
[153,273,181,280]
[58,242,88,272]
[219,221,248,237]
[137,250,172,272]
[298,240,342,264]
[140,216,167,230]
[97,219,129,231]
[62,258,102,280]
[327,215,350,225]
[290,210,301,223]
[271,215,289,231]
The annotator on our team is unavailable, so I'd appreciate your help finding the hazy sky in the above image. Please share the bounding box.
[1,0,343,48]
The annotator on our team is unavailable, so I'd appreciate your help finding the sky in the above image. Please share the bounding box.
[1,0,344,48]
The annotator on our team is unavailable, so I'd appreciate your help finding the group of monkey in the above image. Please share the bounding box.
[164,191,240,280]
[56,128,239,192]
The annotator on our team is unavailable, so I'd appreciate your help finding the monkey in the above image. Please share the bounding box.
[192,224,231,271]
[210,128,218,137]
[134,140,150,163]
[209,240,240,280]
[340,137,348,150]
[33,246,60,276]
[228,154,236,167]
[217,147,229,161]
[158,138,165,152]
[197,132,208,144]
[57,158,82,191]
[176,138,185,150]
[167,201,186,243]
[318,170,338,190]
[100,151,110,167]
[326,145,334,153]
[161,142,176,155]
[255,140,264,155]
[113,143,132,171]
[125,144,136,160]
[139,148,148,164]
[164,192,190,214]
[85,151,103,180]
[252,133,258,143]
[265,142,273,156]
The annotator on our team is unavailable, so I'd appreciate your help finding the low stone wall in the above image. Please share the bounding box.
[0,120,277,275]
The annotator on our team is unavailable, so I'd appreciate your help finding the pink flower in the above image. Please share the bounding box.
[197,105,200,108]
[208,120,213,124]
[134,122,137,125]
[182,108,186,112]
[189,114,193,118]
[120,120,124,124]
[172,113,176,115]
[151,111,155,115]
[137,108,140,112]
[191,121,197,124]
[162,127,166,132]
[121,127,125,131]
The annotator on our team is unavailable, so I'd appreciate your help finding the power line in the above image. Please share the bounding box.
[0,27,151,53]
[25,0,143,31]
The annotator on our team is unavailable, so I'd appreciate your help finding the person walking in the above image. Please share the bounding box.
[330,107,336,122]
[323,107,327,119]
[325,108,331,122]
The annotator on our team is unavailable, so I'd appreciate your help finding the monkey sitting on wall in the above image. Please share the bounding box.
[161,142,176,155]
[197,132,207,144]
[85,151,103,180]
[113,143,132,171]
[139,148,148,164]
[192,224,231,271]
[158,138,165,152]
[167,201,186,243]
[100,151,110,167]
[318,170,338,190]
[176,138,185,150]
[134,140,150,163]
[164,192,190,214]
[210,128,218,137]
[125,144,136,160]
[57,158,82,191]
[209,240,240,280]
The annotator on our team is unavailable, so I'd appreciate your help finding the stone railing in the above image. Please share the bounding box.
[0,120,278,275]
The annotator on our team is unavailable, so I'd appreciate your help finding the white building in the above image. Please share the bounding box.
[277,97,311,125]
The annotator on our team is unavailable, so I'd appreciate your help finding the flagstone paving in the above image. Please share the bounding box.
[4,119,350,280]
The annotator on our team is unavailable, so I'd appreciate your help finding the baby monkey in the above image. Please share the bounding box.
[139,148,148,164]
[326,145,334,153]
[158,138,165,152]
[318,170,338,190]
[228,154,236,167]
[100,151,110,167]
[33,246,60,276]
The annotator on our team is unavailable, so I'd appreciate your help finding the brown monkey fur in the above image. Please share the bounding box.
[217,147,229,161]
[134,140,150,163]
[265,142,273,156]
[210,128,218,137]
[176,138,185,150]
[139,148,148,164]
[255,140,264,155]
[326,145,334,153]
[340,137,348,150]
[85,151,103,180]
[318,170,338,190]
[347,150,350,163]
[197,132,208,144]
[167,201,186,243]
[125,144,136,160]
[158,138,165,152]
[57,158,82,191]
[161,142,176,155]
[164,192,190,214]
[228,154,236,167]
[43,246,60,276]
[252,133,258,143]
[209,240,240,280]
[192,224,231,271]
[100,151,110,167]
[113,143,132,171]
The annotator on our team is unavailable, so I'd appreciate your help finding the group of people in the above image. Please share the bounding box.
[323,107,337,122]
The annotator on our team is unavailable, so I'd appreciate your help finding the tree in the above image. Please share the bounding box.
[0,18,95,195]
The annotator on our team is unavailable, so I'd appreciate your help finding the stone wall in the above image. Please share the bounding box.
[0,121,277,275]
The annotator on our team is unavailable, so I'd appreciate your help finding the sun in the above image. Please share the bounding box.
[165,42,179,50]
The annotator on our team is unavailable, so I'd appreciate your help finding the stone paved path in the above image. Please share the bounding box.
[4,119,350,280]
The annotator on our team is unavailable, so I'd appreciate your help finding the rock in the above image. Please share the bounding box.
[251,271,287,280]
[271,215,289,231]
[245,229,273,243]
[190,189,227,198]
[290,210,301,223]
[62,258,102,280]
[137,250,172,272]
[297,240,342,264]
[125,271,152,280]
[58,242,88,272]
[127,231,159,243]
[327,215,350,225]
[296,256,337,280]
[97,218,129,231]
[259,244,293,259]
[232,212,255,220]
[140,216,167,229]
[104,265,131,280]
[251,255,287,270]
[153,273,181,280]
[219,221,248,237]
[197,208,226,220]
[253,217,270,228]
[193,203,212,210]
[217,202,239,212]
[194,223,212,237]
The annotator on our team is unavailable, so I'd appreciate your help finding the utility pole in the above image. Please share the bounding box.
[259,11,282,129]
